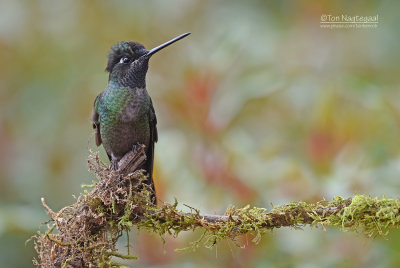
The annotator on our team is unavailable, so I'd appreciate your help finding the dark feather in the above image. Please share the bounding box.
[91,94,102,146]
[145,98,158,202]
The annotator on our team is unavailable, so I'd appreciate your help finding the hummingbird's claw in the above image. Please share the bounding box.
[110,159,119,170]
[132,143,142,154]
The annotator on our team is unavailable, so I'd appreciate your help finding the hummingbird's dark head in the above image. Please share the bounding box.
[106,41,148,83]
[106,33,191,87]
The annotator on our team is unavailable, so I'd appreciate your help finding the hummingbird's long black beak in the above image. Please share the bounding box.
[143,32,191,58]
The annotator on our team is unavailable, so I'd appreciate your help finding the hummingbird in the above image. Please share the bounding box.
[91,33,191,202]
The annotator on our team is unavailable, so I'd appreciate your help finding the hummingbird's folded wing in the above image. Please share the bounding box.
[144,98,158,203]
[91,94,102,146]
[147,98,158,176]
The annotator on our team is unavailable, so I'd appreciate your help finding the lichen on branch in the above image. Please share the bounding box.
[32,148,400,267]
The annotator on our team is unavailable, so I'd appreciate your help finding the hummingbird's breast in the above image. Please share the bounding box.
[99,86,151,159]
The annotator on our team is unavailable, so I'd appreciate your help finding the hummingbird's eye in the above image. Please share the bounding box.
[120,57,130,64]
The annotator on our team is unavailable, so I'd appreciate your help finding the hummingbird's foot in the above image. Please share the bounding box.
[132,142,142,154]
[109,154,119,170]
[110,160,119,170]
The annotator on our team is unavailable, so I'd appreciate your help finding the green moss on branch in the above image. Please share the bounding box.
[33,150,400,267]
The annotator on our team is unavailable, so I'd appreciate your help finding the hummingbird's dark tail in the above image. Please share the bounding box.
[144,142,157,205]
[146,102,158,205]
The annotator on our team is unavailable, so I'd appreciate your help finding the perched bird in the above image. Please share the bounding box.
[91,33,191,202]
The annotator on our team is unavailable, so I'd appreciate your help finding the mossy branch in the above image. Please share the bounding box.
[32,148,400,267]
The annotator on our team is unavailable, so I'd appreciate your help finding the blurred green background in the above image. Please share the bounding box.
[1,0,400,267]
